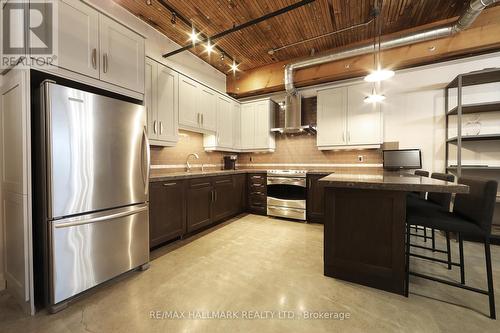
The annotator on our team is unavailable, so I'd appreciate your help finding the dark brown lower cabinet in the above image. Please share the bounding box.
[247,173,267,215]
[233,174,247,213]
[213,176,235,221]
[186,178,214,233]
[149,173,253,247]
[307,174,327,223]
[149,180,186,248]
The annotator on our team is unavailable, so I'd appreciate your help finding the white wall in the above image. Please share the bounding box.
[0,72,4,291]
[86,0,227,92]
[382,51,500,172]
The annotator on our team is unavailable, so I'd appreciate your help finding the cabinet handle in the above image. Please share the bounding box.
[201,113,204,125]
[214,190,217,202]
[91,48,97,69]
[153,120,157,134]
[160,121,163,135]
[342,132,345,143]
[163,182,176,187]
[197,113,200,124]
[103,53,108,73]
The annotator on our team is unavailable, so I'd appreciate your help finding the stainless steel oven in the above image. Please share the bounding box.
[266,170,307,220]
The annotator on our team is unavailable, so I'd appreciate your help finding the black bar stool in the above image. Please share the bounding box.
[405,177,498,319]
[410,170,430,236]
[407,173,455,267]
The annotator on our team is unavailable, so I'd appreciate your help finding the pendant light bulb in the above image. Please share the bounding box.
[364,87,386,103]
[364,69,395,82]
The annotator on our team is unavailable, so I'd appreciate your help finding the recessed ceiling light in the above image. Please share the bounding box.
[230,60,239,74]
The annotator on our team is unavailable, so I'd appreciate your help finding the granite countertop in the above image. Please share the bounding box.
[319,172,469,193]
[149,169,266,182]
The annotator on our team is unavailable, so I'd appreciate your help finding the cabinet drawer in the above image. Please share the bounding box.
[213,175,233,185]
[189,178,213,188]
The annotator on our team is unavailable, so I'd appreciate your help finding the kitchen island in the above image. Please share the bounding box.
[319,172,469,295]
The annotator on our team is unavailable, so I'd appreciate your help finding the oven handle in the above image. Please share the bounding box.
[267,177,306,187]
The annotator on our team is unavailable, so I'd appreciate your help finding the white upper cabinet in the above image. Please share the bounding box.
[99,15,145,93]
[216,95,233,148]
[317,87,347,147]
[179,75,217,134]
[145,58,178,147]
[179,75,200,130]
[317,83,382,149]
[254,101,274,149]
[239,99,275,152]
[57,0,99,79]
[347,83,382,145]
[199,87,217,132]
[240,103,255,150]
[232,102,241,150]
[156,65,179,144]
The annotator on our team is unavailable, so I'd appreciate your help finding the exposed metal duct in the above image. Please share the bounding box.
[284,0,499,96]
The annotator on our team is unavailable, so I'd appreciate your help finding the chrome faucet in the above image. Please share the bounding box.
[186,153,199,172]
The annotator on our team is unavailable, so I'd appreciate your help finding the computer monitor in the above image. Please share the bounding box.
[383,149,422,170]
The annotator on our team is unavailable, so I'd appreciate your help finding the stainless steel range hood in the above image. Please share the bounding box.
[270,94,316,134]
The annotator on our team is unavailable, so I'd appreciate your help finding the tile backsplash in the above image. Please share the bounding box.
[151,130,383,174]
[238,133,383,167]
[150,130,226,172]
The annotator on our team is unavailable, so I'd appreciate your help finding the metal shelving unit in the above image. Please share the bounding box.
[445,67,500,243]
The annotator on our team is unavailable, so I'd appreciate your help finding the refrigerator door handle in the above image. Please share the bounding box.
[54,204,148,228]
[142,126,150,195]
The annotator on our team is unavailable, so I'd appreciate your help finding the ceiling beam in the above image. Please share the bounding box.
[226,6,500,98]
[162,0,316,58]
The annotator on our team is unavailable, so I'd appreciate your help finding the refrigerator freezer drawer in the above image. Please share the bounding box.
[50,204,149,304]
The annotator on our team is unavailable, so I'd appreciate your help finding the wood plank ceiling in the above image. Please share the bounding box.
[115,0,478,72]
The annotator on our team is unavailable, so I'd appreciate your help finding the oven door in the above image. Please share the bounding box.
[266,177,306,209]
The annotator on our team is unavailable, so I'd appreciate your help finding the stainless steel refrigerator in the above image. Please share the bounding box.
[34,81,150,312]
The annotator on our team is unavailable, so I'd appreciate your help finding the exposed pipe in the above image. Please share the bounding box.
[284,0,499,95]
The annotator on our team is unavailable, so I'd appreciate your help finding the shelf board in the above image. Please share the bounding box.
[447,134,500,143]
[446,68,500,89]
[447,166,500,171]
[447,101,500,116]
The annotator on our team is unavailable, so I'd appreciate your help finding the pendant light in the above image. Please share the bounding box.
[364,2,390,103]
[364,2,394,83]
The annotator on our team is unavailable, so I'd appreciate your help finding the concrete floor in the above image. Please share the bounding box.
[1,214,500,332]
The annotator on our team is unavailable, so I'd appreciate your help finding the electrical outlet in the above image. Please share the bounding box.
[357,155,364,163]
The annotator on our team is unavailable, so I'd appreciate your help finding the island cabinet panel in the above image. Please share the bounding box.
[149,180,186,248]
[307,174,328,223]
[186,179,214,233]
[212,176,235,222]
[323,188,406,295]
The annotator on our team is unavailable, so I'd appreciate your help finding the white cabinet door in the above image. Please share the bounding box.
[216,95,233,148]
[156,65,178,144]
[179,75,200,130]
[254,101,270,149]
[317,87,347,147]
[199,87,217,132]
[58,0,99,79]
[347,83,382,145]
[0,69,33,313]
[240,104,255,149]
[232,102,241,150]
[145,59,157,140]
[99,15,145,93]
